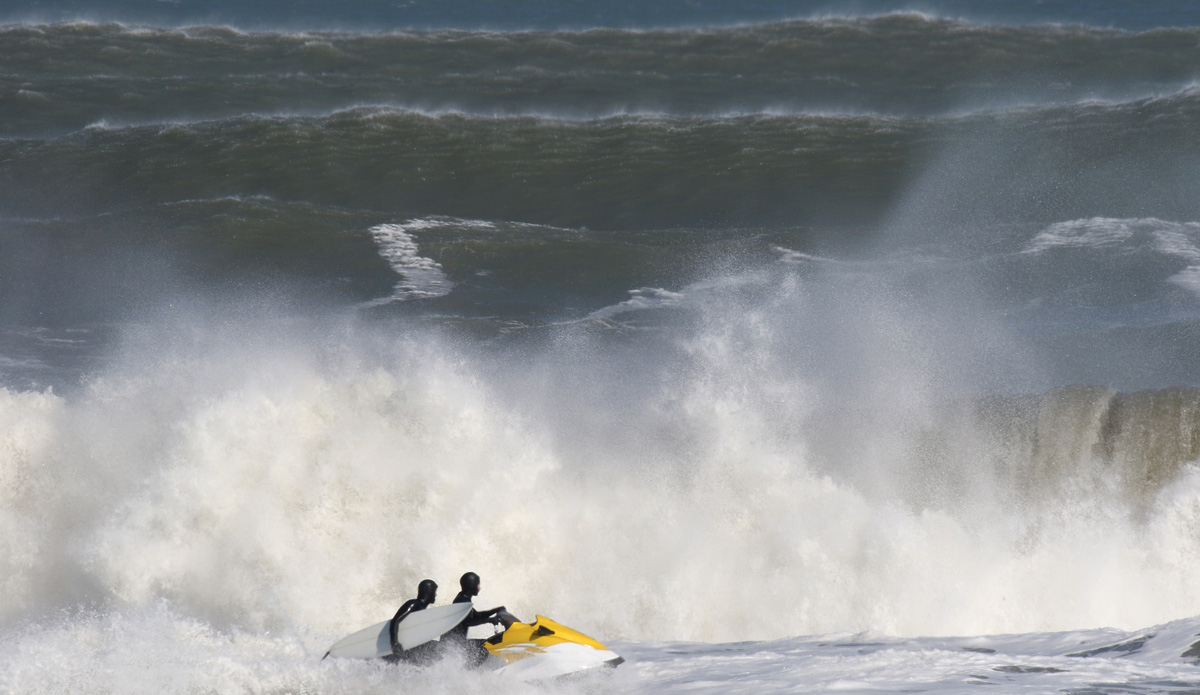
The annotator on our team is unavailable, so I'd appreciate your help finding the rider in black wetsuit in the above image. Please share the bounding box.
[445,572,506,666]
[387,578,439,663]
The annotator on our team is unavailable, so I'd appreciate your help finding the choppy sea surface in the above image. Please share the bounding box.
[4,2,1200,693]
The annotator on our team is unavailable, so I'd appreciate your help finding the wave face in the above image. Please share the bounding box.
[5,18,1200,135]
[5,320,1200,645]
[4,6,1200,690]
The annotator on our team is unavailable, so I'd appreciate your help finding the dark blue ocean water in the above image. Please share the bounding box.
[4,0,1200,395]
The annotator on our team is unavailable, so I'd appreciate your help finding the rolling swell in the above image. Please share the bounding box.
[5,88,1200,229]
[4,16,1200,135]
[7,15,1200,236]
[0,110,923,229]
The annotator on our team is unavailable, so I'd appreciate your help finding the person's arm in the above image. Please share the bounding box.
[459,606,487,627]
[390,600,417,654]
[461,605,508,628]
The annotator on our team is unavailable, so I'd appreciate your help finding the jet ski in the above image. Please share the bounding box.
[480,614,624,681]
[323,606,623,681]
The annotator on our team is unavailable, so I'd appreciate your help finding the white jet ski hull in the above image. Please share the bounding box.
[488,641,624,681]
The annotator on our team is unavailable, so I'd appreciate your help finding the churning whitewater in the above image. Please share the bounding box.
[4,2,1200,694]
[5,308,1200,693]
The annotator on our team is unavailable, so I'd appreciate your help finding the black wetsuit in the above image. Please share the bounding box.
[386,597,438,663]
[444,591,503,666]
[448,592,503,638]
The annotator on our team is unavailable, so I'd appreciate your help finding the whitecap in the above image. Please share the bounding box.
[367,221,456,302]
[1024,217,1200,298]
[1022,217,1140,253]
[586,287,685,321]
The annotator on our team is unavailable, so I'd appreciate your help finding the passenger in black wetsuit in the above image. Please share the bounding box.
[444,572,506,667]
[386,578,440,664]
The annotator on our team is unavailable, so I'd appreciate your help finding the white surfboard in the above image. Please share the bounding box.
[323,602,474,659]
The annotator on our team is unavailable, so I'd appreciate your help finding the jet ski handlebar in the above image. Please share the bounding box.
[496,609,519,629]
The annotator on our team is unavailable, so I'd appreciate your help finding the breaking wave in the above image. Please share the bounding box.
[4,303,1200,646]
[368,222,456,301]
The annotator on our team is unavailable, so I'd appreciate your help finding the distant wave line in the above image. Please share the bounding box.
[47,106,914,138]
[26,85,1192,139]
[0,11,1185,39]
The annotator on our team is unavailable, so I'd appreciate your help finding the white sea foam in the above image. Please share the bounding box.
[772,246,849,265]
[1024,217,1200,254]
[622,614,1200,695]
[6,603,1200,695]
[2,308,1200,643]
[1167,266,1200,295]
[586,288,686,321]
[368,220,459,302]
[1024,217,1200,298]
[1024,217,1137,252]
[4,269,1200,693]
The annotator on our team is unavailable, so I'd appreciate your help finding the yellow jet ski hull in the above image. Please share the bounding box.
[483,615,623,680]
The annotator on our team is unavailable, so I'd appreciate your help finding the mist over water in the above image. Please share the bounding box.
[5,283,1200,647]
[5,4,1200,694]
